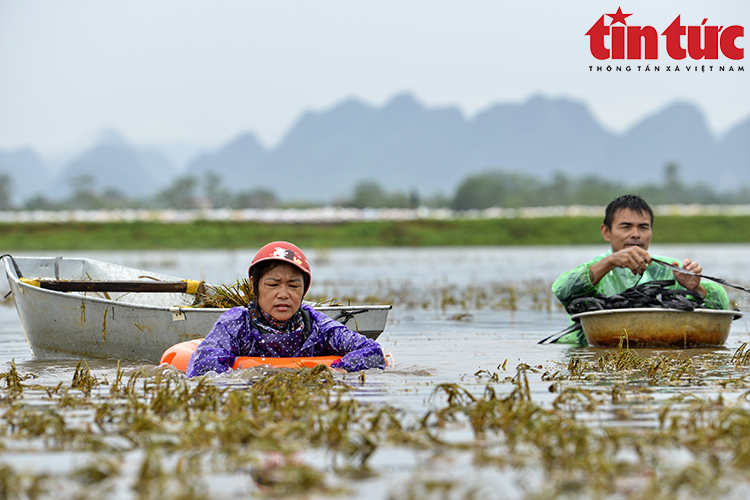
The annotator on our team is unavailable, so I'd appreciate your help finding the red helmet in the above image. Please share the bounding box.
[248,241,311,294]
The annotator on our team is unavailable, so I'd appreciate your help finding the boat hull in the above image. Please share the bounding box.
[572,308,741,348]
[3,256,391,363]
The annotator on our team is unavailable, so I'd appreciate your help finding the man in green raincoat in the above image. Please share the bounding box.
[552,194,730,345]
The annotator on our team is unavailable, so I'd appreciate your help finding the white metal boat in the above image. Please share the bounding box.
[2,256,391,363]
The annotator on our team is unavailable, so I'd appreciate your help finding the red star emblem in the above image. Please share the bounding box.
[606,7,632,26]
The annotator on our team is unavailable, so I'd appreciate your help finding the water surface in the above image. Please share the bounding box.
[2,244,750,498]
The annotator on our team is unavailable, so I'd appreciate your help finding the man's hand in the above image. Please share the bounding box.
[610,247,652,275]
[674,259,706,297]
[589,247,652,285]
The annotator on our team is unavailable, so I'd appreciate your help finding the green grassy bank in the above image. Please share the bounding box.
[2,216,750,250]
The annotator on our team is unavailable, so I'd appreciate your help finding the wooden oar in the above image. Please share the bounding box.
[19,278,203,294]
[651,258,750,293]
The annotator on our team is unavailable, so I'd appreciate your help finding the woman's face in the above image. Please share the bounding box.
[254,262,305,322]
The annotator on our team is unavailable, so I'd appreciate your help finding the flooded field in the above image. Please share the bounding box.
[2,245,750,499]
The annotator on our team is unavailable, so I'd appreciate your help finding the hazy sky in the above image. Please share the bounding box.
[1,0,748,158]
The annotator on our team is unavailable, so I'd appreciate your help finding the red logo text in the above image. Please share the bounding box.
[586,7,744,60]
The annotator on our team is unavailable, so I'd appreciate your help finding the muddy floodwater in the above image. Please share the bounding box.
[2,245,750,499]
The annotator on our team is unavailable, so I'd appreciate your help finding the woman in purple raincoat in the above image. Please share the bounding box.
[186,241,386,377]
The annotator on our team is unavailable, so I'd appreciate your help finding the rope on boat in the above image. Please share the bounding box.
[1,254,22,299]
[332,309,368,327]
[0,254,23,279]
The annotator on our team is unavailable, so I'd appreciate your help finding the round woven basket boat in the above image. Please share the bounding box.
[571,308,743,348]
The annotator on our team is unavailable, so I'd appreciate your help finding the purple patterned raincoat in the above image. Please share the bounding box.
[186,303,385,377]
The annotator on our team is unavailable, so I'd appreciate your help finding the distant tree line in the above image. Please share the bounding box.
[344,163,750,210]
[449,163,750,210]
[0,172,11,210]
[9,172,280,211]
[2,163,750,212]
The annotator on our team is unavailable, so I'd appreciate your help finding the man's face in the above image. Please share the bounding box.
[601,208,652,252]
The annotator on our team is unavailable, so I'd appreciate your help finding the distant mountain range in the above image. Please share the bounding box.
[1,93,748,206]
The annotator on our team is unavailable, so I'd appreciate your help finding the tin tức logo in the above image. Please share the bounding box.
[586,7,744,61]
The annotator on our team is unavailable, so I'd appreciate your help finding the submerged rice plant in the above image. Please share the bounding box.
[3,345,750,499]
